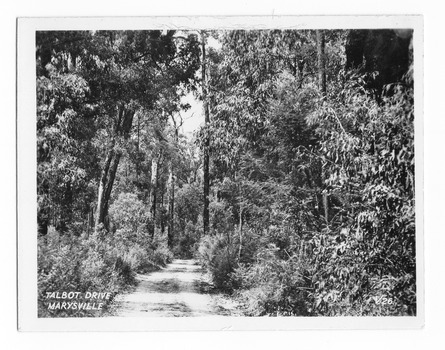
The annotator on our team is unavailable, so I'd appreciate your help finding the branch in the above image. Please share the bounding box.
[329,107,347,134]
[298,146,338,166]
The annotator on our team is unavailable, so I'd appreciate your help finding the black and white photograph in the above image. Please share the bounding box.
[17,15,424,331]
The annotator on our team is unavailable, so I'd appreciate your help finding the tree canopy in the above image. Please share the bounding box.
[37,29,416,317]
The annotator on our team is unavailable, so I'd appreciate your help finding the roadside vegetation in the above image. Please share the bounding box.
[37,29,415,317]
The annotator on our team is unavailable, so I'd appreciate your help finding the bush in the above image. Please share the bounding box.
[151,246,174,267]
[232,244,311,316]
[197,233,238,291]
[37,216,174,317]
[108,192,174,273]
[109,193,148,233]
[37,229,136,317]
[124,246,157,273]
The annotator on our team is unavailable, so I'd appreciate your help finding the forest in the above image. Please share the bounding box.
[36,28,415,317]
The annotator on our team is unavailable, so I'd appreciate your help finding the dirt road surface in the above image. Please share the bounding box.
[113,259,242,317]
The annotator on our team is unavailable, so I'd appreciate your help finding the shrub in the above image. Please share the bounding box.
[109,193,148,233]
[197,233,238,291]
[232,244,311,316]
[151,246,174,267]
[107,192,174,273]
[113,256,135,285]
[37,229,136,317]
[123,246,155,274]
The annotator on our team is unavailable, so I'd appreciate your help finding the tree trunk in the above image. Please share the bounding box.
[103,152,122,229]
[201,31,210,236]
[160,189,165,235]
[136,112,140,185]
[87,205,94,237]
[316,30,327,94]
[95,106,134,233]
[238,205,243,261]
[95,147,115,231]
[167,115,181,248]
[317,30,329,224]
[149,151,159,237]
[167,162,175,248]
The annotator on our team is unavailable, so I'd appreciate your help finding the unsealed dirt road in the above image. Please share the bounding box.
[113,259,241,317]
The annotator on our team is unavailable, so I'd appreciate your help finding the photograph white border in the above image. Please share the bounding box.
[17,15,424,331]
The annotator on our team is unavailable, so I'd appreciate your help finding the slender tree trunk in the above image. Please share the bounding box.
[201,31,210,236]
[167,116,181,248]
[160,189,165,235]
[149,151,159,237]
[103,152,122,229]
[322,169,329,224]
[167,161,175,248]
[95,147,115,231]
[136,113,140,185]
[317,30,329,224]
[238,205,243,261]
[316,30,327,94]
[87,205,94,237]
[95,150,124,232]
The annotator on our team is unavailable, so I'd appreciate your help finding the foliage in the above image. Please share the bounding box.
[36,30,198,317]
[172,183,203,257]
[233,244,311,316]
[36,55,99,234]
[195,29,415,317]
[109,193,149,236]
[37,228,135,317]
[36,30,200,234]
[35,29,415,318]
[38,191,175,317]
[197,233,238,291]
[305,73,415,316]
[173,220,200,258]
[109,192,173,272]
